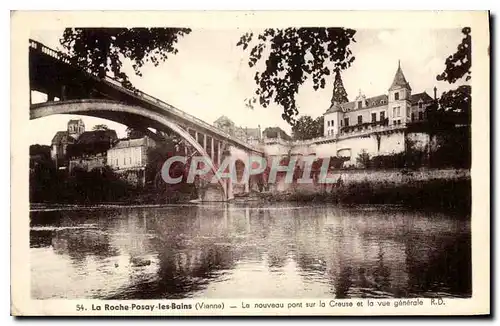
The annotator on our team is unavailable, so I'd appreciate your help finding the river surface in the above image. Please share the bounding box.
[30,203,471,299]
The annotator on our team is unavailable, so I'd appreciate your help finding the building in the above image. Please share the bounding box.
[50,119,86,167]
[214,116,262,144]
[106,136,156,186]
[261,61,437,166]
[323,61,435,138]
[67,129,118,172]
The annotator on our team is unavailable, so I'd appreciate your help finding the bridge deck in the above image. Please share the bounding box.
[29,39,262,154]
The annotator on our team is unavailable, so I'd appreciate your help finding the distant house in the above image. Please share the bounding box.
[67,129,118,172]
[214,116,262,144]
[107,136,156,186]
[262,127,292,141]
[213,116,235,135]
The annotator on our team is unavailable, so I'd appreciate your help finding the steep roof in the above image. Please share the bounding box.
[389,62,411,91]
[325,94,388,114]
[51,131,75,144]
[411,92,434,104]
[110,137,151,150]
[76,130,118,145]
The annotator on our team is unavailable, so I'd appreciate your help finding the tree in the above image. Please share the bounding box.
[356,150,371,168]
[92,124,109,130]
[429,27,472,127]
[436,27,471,83]
[438,85,471,125]
[331,69,349,104]
[238,28,356,124]
[292,115,324,140]
[126,127,146,139]
[60,28,191,88]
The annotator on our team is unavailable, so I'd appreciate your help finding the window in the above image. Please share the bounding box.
[397,107,401,117]
[123,157,126,165]
[327,121,330,127]
[393,107,397,117]
[395,92,399,100]
[129,157,132,164]
[358,101,362,109]
[380,111,385,121]
[371,112,377,123]
[116,159,118,166]
[344,117,349,127]
[358,115,363,125]
[331,120,334,127]
[418,102,423,109]
[419,111,424,120]
[411,113,415,121]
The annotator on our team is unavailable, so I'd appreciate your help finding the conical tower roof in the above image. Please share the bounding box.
[328,69,349,112]
[389,60,411,91]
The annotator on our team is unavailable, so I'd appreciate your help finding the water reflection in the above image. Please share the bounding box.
[30,204,471,299]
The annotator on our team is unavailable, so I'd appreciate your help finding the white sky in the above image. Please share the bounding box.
[28,28,469,145]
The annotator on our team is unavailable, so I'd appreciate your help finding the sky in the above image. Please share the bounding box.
[28,27,469,146]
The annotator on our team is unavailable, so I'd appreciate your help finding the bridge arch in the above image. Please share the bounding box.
[30,99,227,199]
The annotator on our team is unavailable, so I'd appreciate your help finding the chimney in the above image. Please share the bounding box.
[433,86,437,100]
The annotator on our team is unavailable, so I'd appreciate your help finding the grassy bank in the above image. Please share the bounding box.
[262,177,471,212]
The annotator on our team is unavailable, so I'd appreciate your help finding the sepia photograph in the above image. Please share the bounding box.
[11,11,490,316]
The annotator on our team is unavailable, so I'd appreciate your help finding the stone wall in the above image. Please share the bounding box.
[267,168,470,194]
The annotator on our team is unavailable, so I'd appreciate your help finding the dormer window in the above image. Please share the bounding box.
[395,92,399,100]
[358,101,362,109]
[418,101,423,109]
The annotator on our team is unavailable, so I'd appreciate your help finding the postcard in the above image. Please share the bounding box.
[11,10,490,316]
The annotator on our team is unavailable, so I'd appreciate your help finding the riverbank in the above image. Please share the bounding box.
[31,169,471,212]
[258,176,471,212]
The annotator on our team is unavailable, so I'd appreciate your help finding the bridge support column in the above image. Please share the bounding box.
[222,147,234,201]
[217,142,222,166]
[210,137,214,163]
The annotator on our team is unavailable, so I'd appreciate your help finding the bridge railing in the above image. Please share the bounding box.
[30,39,259,152]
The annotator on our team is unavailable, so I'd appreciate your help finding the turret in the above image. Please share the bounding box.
[388,60,412,125]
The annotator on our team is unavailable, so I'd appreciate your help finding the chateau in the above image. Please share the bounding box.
[262,62,437,165]
[324,61,434,139]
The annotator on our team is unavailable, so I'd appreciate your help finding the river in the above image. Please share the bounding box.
[30,203,471,300]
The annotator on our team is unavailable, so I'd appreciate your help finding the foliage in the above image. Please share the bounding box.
[30,164,136,204]
[356,150,371,168]
[262,127,292,140]
[430,127,471,169]
[126,127,146,139]
[292,115,324,140]
[238,28,357,124]
[60,28,191,88]
[92,124,109,130]
[436,27,471,83]
[30,144,51,160]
